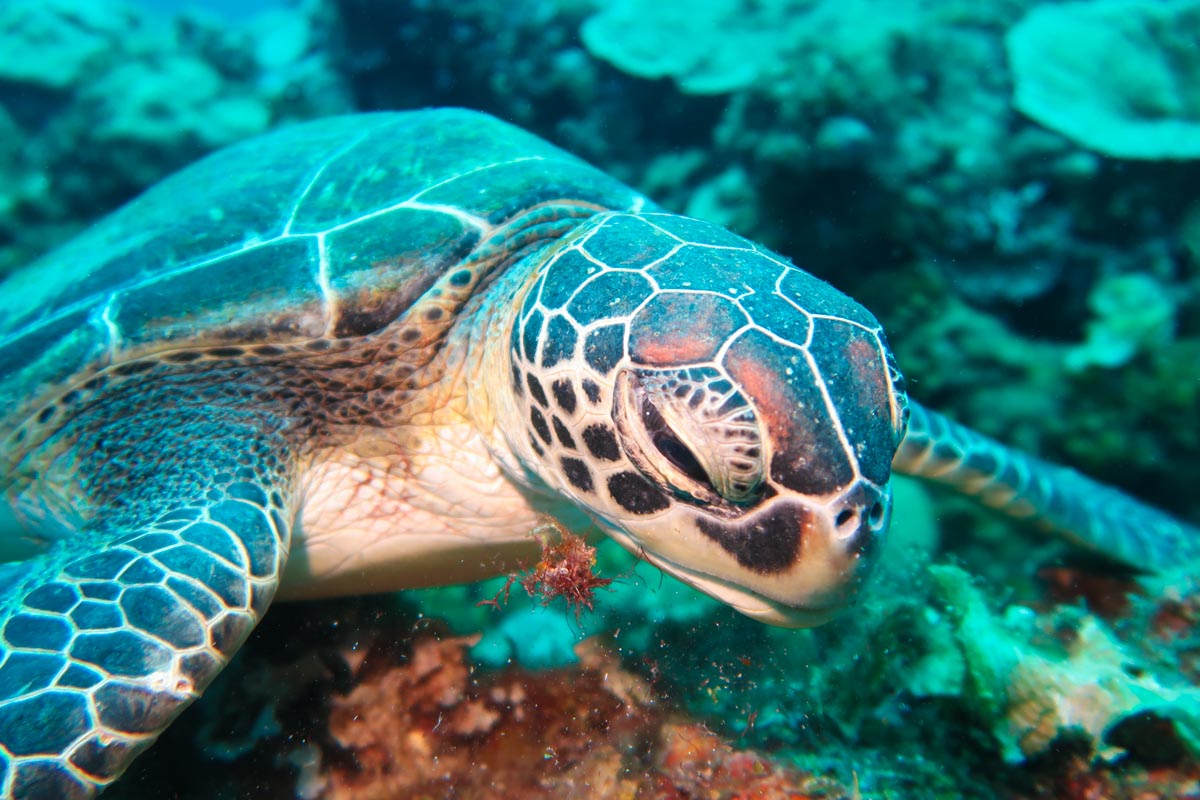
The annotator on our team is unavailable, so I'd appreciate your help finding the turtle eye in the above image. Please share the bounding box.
[639,395,714,490]
[615,369,763,505]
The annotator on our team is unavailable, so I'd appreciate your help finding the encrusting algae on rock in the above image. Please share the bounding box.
[322,633,855,799]
[931,564,1200,764]
[108,600,856,800]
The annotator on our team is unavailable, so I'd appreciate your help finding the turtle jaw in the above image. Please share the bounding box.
[645,550,846,628]
[597,506,873,633]
[598,493,885,629]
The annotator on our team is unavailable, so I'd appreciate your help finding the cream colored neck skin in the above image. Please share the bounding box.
[280,264,582,600]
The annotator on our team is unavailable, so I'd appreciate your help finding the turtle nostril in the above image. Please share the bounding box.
[835,508,858,531]
[868,501,885,528]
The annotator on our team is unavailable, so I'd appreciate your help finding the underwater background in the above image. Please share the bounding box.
[1,0,1198,797]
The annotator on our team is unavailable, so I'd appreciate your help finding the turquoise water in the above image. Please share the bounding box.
[131,0,285,19]
[0,1,1198,798]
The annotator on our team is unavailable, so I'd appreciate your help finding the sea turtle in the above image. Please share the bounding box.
[0,108,1195,798]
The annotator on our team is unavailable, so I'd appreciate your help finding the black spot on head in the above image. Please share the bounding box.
[165,351,203,363]
[529,432,544,457]
[530,407,552,444]
[401,328,421,343]
[551,378,577,414]
[36,406,55,424]
[511,363,524,395]
[583,424,621,461]
[561,457,594,492]
[253,345,287,357]
[584,324,625,375]
[607,471,670,514]
[305,340,332,352]
[552,416,576,449]
[207,347,244,359]
[423,307,444,322]
[694,503,804,573]
[582,378,602,405]
[526,373,548,407]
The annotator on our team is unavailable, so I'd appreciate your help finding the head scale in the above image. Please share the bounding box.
[506,212,907,627]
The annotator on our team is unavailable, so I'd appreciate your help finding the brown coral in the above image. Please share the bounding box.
[320,632,851,800]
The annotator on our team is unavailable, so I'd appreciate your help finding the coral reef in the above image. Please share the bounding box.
[3,0,1199,797]
[0,0,350,272]
[931,564,1200,763]
[1007,0,1200,160]
[107,600,855,800]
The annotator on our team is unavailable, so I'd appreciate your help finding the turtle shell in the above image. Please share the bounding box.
[0,109,644,431]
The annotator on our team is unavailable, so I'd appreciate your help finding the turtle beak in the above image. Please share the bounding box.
[602,487,889,629]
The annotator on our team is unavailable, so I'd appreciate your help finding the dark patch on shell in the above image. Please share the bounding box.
[552,417,576,450]
[581,379,602,405]
[541,315,578,368]
[526,374,548,408]
[583,325,624,375]
[112,361,156,376]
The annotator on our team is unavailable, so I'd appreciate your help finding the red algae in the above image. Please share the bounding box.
[480,525,614,620]
[320,633,851,800]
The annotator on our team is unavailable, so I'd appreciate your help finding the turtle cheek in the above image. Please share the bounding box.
[615,496,884,627]
[695,499,879,611]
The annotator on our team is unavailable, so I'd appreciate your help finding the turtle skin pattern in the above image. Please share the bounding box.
[895,403,1200,568]
[0,376,294,799]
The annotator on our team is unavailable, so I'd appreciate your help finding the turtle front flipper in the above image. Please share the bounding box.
[0,406,294,799]
[893,401,1200,570]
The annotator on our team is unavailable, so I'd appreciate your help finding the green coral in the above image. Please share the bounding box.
[1006,0,1200,160]
[932,564,1200,762]
[1066,273,1177,372]
[0,0,137,89]
[580,0,796,94]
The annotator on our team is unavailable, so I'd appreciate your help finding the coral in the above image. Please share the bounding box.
[931,564,1200,763]
[107,599,855,799]
[0,0,137,90]
[580,0,793,95]
[0,0,351,275]
[1066,273,1177,372]
[323,633,852,799]
[1007,0,1200,160]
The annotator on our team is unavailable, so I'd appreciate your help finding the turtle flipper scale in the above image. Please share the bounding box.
[0,412,293,799]
[893,401,1200,570]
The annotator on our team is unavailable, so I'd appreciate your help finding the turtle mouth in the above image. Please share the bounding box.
[601,524,841,628]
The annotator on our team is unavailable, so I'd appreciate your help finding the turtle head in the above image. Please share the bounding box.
[504,212,908,627]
